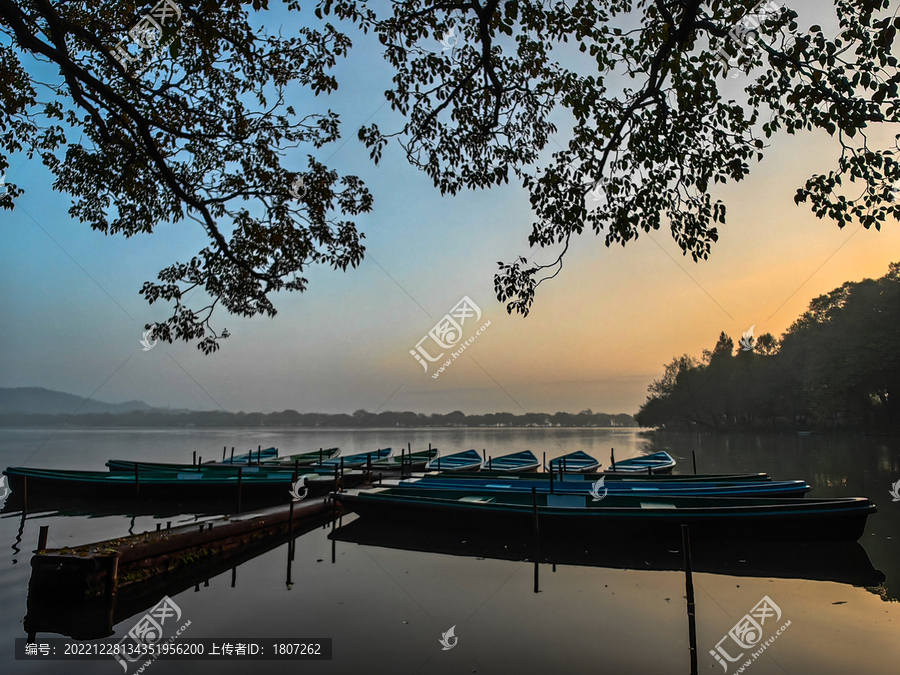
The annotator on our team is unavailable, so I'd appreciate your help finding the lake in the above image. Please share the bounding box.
[1,427,898,674]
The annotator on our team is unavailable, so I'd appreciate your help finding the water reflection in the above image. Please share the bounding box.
[330,517,885,589]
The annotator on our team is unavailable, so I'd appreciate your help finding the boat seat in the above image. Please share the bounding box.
[458,496,495,504]
[546,495,585,508]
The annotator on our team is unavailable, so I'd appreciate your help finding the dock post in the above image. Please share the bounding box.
[534,562,539,594]
[223,446,226,461]
[100,553,120,596]
[37,525,49,552]
[134,465,140,498]
[682,524,698,675]
[610,448,616,472]
[488,456,492,470]
[563,456,567,473]
[531,487,540,537]
[334,465,340,493]
[340,457,345,484]
[193,451,196,466]
[692,451,697,474]
[230,447,235,463]
[482,448,486,464]
[199,456,202,465]
[319,447,323,463]
[367,453,371,474]
[648,465,653,476]
[437,455,441,471]
[379,472,383,485]
[237,467,243,514]
[231,567,237,588]
[258,446,262,465]
[550,468,554,494]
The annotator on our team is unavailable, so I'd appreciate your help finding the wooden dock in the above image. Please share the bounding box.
[28,497,338,601]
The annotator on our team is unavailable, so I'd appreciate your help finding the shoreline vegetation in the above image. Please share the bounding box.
[636,262,900,434]
[0,409,637,429]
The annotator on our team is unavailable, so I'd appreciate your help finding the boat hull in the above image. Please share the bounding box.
[335,491,875,542]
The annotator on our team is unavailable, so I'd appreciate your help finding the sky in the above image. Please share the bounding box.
[1,1,898,417]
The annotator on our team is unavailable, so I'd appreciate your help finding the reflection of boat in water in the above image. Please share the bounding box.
[23,511,334,640]
[329,517,886,588]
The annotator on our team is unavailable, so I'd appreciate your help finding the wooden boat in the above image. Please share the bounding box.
[334,487,876,541]
[546,451,600,473]
[221,446,278,464]
[484,450,541,472]
[390,476,811,498]
[425,449,484,472]
[105,459,337,475]
[260,448,340,466]
[434,470,771,483]
[372,447,439,470]
[313,447,393,468]
[603,451,676,474]
[2,466,365,501]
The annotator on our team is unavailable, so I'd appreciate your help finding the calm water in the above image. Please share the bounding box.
[1,428,898,674]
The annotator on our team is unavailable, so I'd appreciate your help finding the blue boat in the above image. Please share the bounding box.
[485,450,541,472]
[221,447,278,464]
[546,451,601,473]
[604,451,676,474]
[392,476,811,498]
[426,449,484,472]
[316,448,393,468]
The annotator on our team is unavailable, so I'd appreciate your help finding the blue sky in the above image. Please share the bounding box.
[2,1,898,416]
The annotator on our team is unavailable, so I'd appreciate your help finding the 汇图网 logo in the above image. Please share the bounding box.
[588,476,607,501]
[710,595,790,672]
[410,296,490,378]
[439,625,457,650]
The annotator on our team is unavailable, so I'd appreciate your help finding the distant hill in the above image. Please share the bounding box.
[0,389,637,427]
[0,387,152,416]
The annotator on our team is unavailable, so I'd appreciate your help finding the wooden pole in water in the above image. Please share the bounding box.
[319,447,323,463]
[334,465,340,492]
[543,452,546,472]
[230,447,235,463]
[648,465,653,475]
[531,487,540,536]
[549,467,554,494]
[534,561,539,594]
[231,567,237,588]
[258,446,261,465]
[199,456,202,465]
[193,451,196,466]
[102,553,119,596]
[692,451,697,474]
[682,524,698,675]
[37,525,48,552]
[610,448,616,472]
[223,446,226,461]
[236,466,243,514]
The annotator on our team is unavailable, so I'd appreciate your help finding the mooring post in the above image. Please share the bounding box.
[379,472,383,485]
[610,447,616,472]
[543,452,546,472]
[198,456,202,465]
[531,487,540,536]
[237,466,243,514]
[437,455,441,471]
[319,447,323,463]
[550,467,554,494]
[682,524,698,674]
[230,447,235,463]
[101,553,120,596]
[223,446,226,461]
[193,451,196,466]
[37,525,49,552]
[534,561,539,594]
[340,457,345,484]
[231,567,237,588]
[648,465,653,475]
[367,453,371,474]
[692,450,697,474]
[334,465,340,493]
[258,445,262,465]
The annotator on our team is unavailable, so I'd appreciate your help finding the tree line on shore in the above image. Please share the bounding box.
[635,262,900,433]
[0,408,636,429]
